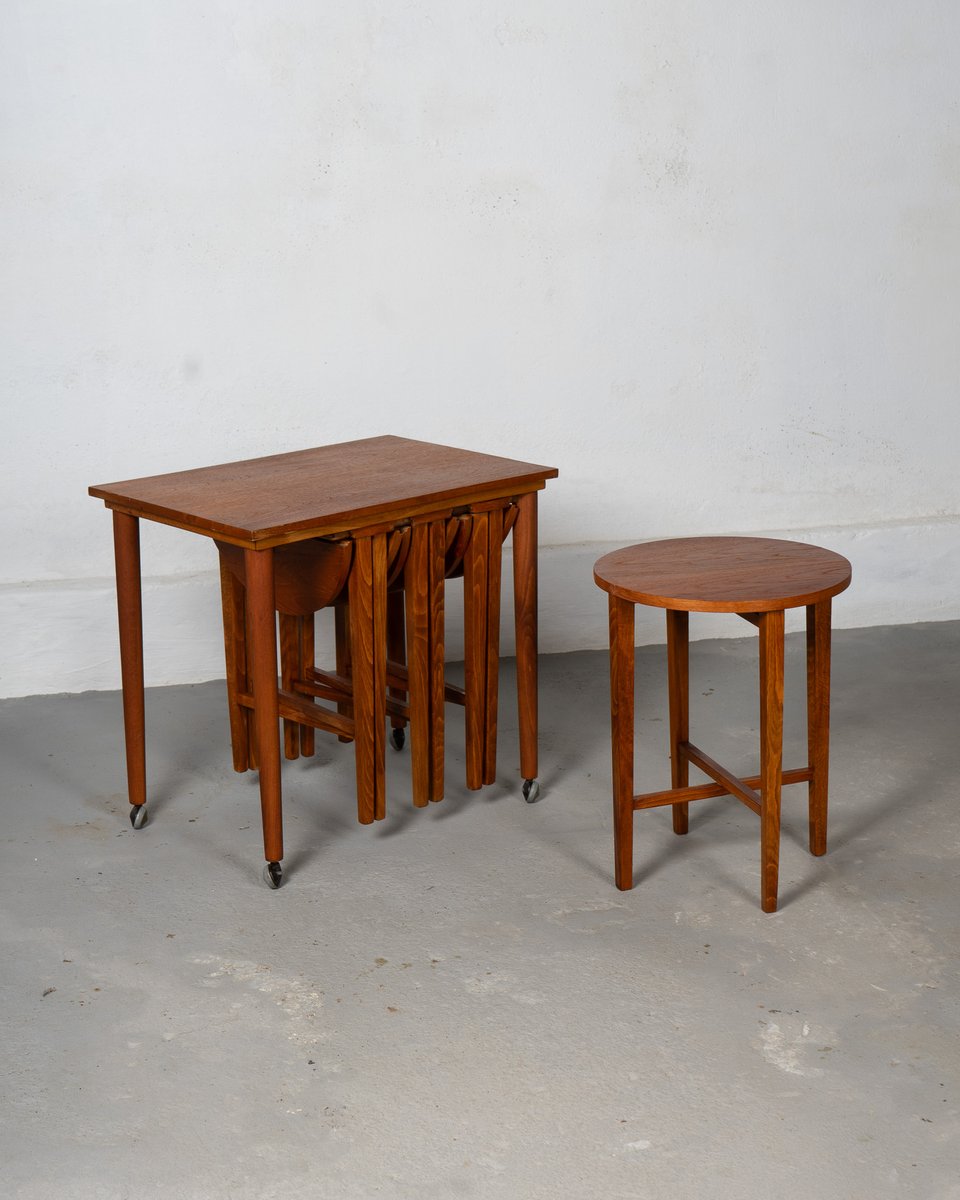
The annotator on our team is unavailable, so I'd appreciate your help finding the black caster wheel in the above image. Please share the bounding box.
[390,727,406,751]
[522,778,541,804]
[129,804,148,829]
[263,861,283,889]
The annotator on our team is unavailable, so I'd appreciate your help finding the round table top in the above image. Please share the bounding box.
[593,536,851,613]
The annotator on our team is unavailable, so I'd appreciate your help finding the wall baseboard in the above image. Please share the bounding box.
[1,518,957,698]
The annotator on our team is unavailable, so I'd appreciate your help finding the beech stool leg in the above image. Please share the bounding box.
[806,598,832,856]
[609,594,636,890]
[245,548,283,881]
[112,512,148,823]
[759,609,785,912]
[666,609,689,835]
[513,492,540,798]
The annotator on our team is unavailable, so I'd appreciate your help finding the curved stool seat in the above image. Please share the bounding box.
[594,536,851,913]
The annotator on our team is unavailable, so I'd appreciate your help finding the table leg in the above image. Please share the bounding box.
[112,512,147,821]
[806,598,832,856]
[512,492,539,797]
[349,533,388,823]
[759,609,785,913]
[245,548,283,872]
[428,518,446,802]
[609,594,635,890]
[666,610,690,835]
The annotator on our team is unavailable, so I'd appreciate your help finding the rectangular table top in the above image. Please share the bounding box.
[90,435,558,547]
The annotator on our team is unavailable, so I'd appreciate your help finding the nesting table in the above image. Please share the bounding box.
[90,436,558,883]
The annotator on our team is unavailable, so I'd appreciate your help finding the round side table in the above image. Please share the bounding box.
[593,536,851,912]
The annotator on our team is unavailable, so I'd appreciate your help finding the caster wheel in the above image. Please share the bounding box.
[522,778,541,804]
[129,804,148,829]
[390,727,406,752]
[263,861,283,889]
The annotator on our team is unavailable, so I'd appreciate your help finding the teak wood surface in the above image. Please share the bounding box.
[596,536,851,913]
[90,435,558,548]
[90,437,557,875]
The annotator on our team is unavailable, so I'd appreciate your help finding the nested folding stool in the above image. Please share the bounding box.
[593,536,851,912]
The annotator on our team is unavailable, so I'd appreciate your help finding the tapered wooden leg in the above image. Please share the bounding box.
[609,595,635,890]
[335,603,353,743]
[349,533,388,823]
[463,511,489,790]
[666,609,689,835]
[759,609,785,912]
[512,491,539,785]
[112,512,147,813]
[387,591,407,738]
[482,506,503,786]
[218,558,250,773]
[279,614,301,761]
[807,599,832,856]
[428,518,446,802]
[245,548,283,866]
[405,523,432,808]
[300,614,315,757]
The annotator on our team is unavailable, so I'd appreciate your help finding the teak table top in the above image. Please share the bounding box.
[89,435,559,548]
[593,536,852,612]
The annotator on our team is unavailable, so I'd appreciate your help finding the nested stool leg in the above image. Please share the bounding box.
[463,510,490,790]
[404,518,447,807]
[666,610,689,835]
[218,556,251,773]
[334,603,353,743]
[806,598,832,856]
[299,615,316,757]
[608,594,636,890]
[349,532,389,825]
[279,614,302,761]
[387,591,408,749]
[759,609,785,913]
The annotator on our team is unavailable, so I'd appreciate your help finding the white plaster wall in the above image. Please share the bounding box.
[1,2,958,697]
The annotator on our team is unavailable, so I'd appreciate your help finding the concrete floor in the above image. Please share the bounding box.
[1,622,958,1200]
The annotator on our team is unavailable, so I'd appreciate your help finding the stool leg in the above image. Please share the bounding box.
[218,557,250,773]
[335,603,353,743]
[405,522,432,808]
[387,591,408,741]
[279,614,301,761]
[482,506,504,787]
[349,533,388,824]
[463,510,489,790]
[428,518,446,802]
[806,598,832,856]
[609,594,635,890]
[300,615,315,757]
[666,610,689,835]
[759,609,785,912]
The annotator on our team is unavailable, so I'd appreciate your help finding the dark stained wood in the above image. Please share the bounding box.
[609,595,635,890]
[90,436,557,548]
[594,536,851,613]
[666,610,689,834]
[245,548,283,864]
[513,492,539,784]
[112,513,147,812]
[759,609,785,913]
[807,598,832,856]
